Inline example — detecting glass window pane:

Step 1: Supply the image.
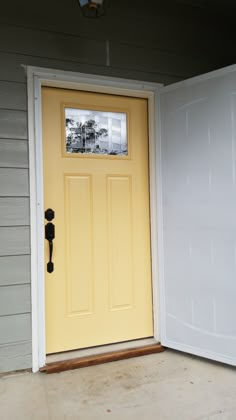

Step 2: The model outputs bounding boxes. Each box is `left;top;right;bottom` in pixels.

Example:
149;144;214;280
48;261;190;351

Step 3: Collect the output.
65;108;128;156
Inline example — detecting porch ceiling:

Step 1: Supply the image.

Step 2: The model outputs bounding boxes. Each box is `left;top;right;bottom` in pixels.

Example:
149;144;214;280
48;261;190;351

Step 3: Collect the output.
1;0;236;18
176;0;236;14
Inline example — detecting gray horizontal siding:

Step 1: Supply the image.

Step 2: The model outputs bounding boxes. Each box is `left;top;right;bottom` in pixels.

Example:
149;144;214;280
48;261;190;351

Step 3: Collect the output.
0;42;30;376
0;255;30;286
0;226;30;256
0;81;27;111
0;51;183;86
0;284;31;316
0;50;114;83
0;313;31;345
0;139;28;168
0;197;29;226
0;341;31;372
0;24;222;83
0;24;186;77
0;168;29;196
111;42;220;79
0;109;27;139
109;66;182;85
0;5;233;58
0;52;27;83
0;24;106;66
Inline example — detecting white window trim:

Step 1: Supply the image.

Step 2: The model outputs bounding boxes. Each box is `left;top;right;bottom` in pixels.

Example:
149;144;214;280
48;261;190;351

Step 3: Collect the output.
27;66;163;372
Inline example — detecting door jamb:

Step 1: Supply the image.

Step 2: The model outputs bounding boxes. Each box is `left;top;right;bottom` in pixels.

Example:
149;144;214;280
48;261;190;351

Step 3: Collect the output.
27;66;163;372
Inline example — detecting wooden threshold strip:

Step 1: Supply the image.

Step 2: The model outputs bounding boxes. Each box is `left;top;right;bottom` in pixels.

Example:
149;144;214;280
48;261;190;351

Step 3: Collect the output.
40;343;165;374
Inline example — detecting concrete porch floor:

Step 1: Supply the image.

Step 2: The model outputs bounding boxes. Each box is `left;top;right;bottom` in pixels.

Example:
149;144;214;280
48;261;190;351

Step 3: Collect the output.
1;349;236;420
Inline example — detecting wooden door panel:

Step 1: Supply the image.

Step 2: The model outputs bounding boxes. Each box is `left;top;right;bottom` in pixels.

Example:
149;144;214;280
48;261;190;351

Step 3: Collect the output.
42;87;153;353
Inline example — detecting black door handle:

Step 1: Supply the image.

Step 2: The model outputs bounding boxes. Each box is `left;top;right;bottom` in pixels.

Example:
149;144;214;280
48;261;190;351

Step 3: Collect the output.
45;222;55;273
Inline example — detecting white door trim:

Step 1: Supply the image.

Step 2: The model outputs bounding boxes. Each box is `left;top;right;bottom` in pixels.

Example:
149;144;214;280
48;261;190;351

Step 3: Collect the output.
27;66;163;372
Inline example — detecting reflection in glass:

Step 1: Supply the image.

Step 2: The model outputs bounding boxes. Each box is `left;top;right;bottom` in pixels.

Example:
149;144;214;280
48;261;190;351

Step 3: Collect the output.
65;108;127;155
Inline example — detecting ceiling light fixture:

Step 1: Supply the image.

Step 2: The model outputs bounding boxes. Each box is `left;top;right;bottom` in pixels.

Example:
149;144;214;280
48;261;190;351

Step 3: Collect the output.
77;0;107;18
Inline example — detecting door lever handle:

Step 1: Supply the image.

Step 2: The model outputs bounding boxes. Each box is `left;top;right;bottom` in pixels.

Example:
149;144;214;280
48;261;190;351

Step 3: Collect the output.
45;222;55;273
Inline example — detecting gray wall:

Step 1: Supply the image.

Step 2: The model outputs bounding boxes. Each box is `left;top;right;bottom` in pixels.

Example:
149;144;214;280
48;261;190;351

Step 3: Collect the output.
0;0;235;373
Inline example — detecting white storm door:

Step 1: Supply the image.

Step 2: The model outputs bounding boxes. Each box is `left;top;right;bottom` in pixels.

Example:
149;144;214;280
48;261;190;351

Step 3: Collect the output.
159;66;236;365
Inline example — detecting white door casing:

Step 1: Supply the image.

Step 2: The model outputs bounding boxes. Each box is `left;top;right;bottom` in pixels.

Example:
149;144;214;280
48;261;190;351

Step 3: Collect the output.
160;64;236;366
27;67;162;372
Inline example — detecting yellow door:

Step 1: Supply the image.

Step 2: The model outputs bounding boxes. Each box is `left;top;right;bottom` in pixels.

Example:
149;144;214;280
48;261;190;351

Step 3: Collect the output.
42;87;153;354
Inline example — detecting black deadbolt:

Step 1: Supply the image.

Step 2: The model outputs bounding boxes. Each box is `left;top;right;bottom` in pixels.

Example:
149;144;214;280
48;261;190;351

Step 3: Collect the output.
45;208;55;221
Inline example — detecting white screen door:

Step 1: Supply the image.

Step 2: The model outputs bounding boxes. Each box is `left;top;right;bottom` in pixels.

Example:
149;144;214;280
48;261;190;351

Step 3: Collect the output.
159;65;236;365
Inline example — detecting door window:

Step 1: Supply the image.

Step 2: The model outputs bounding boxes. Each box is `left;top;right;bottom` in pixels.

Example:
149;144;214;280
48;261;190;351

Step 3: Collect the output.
65;107;128;156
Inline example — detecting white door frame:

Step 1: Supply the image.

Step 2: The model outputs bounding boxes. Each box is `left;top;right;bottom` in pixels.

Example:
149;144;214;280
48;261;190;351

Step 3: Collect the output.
27;66;163;372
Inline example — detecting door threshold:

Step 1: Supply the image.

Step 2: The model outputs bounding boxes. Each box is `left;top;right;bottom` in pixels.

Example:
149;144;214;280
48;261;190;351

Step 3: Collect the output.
41;338;165;374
